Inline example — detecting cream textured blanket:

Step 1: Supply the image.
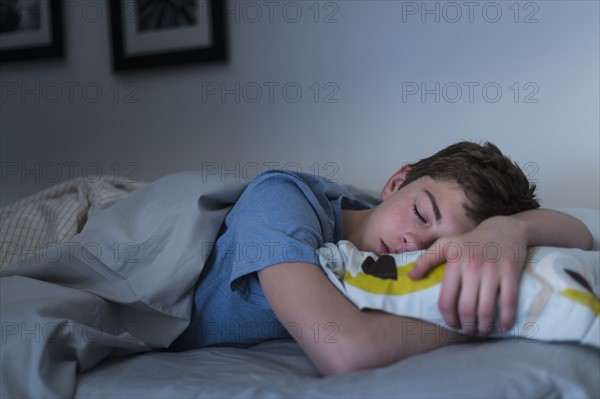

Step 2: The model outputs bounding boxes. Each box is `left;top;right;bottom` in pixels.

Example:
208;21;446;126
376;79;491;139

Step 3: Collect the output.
0;177;145;267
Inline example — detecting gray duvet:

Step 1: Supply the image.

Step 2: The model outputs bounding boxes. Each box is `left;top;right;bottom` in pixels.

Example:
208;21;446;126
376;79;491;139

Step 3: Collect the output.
1;172;599;398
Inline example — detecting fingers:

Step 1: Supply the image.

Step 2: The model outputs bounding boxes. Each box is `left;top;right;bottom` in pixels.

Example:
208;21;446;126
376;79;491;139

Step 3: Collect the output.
437;262;461;331
439;262;486;336
456;264;481;336
476;266;500;336
410;241;445;279
440;263;519;336
413;239;521;336
499;267;518;332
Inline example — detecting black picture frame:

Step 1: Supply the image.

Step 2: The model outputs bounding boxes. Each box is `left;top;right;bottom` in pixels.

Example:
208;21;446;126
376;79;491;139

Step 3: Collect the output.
0;0;64;62
109;0;227;71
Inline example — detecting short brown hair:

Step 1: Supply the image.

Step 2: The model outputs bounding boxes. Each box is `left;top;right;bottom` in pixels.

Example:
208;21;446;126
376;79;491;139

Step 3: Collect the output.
399;141;540;224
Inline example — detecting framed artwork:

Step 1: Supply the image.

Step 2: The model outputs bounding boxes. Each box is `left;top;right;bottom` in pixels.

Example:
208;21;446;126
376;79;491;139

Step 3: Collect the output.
109;0;227;71
0;0;64;62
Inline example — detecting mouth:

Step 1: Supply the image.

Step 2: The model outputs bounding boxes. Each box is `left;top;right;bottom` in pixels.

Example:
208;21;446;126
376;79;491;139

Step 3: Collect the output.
380;241;392;255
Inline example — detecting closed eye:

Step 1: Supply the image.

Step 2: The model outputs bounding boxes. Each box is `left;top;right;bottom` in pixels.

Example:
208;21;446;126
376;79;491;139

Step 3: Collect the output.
413;203;426;224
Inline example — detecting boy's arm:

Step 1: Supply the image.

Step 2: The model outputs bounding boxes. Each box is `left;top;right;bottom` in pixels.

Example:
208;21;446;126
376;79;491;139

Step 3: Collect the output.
506;208;594;249
409;209;594;336
258;262;470;376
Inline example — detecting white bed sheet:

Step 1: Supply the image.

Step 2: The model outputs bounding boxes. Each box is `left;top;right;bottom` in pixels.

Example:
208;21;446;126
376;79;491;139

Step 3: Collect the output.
76;339;599;398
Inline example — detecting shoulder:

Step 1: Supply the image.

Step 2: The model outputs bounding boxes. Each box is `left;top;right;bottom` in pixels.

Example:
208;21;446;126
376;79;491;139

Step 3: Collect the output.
228;170;321;224
246;169;334;194
225;170;344;244
243;170;313;198
237;170;339;212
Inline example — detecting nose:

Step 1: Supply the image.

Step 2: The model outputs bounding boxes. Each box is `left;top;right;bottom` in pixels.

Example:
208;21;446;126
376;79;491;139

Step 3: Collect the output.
400;233;421;252
401;231;436;251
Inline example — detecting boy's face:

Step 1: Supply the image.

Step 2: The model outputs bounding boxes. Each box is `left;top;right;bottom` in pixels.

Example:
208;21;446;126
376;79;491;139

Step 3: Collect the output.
358;171;477;255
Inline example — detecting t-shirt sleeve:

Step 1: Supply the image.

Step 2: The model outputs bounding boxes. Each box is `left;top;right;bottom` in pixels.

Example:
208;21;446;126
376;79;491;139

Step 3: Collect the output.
225;172;331;302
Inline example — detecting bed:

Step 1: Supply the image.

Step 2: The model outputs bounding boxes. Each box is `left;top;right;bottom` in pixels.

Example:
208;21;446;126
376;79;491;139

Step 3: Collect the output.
1;172;599;398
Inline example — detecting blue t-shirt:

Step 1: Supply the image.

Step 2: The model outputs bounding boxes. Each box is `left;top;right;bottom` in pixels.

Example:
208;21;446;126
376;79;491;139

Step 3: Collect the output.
172;170;375;349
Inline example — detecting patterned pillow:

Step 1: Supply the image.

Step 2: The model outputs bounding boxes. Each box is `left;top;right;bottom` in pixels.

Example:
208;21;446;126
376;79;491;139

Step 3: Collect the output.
318;240;599;347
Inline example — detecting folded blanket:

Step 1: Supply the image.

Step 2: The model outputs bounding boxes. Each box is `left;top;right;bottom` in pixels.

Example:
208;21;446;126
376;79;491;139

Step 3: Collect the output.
318;240;600;348
0;176;145;268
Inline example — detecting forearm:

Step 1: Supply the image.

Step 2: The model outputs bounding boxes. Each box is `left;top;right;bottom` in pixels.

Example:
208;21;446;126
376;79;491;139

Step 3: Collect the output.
508;208;593;250
259;262;468;376
290;308;467;376
341;311;470;373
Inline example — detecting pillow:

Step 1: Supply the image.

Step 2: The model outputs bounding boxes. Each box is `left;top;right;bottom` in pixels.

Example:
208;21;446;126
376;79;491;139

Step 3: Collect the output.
318;240;599;348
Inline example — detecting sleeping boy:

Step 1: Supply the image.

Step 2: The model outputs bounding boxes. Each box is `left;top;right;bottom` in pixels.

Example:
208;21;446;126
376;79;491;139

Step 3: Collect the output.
173;141;593;375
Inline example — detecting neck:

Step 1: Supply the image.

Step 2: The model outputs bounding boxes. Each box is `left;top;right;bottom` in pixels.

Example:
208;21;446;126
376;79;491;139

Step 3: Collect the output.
341;208;371;247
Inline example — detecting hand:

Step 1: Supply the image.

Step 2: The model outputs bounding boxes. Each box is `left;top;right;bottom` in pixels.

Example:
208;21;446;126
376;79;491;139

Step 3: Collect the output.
408;215;529;336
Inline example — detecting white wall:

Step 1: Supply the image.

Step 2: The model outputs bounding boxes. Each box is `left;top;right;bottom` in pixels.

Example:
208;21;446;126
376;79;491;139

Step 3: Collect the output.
1;0;599;209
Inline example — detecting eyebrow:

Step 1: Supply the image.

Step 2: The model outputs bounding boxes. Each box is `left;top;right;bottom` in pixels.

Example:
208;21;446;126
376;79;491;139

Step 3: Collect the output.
424;189;441;222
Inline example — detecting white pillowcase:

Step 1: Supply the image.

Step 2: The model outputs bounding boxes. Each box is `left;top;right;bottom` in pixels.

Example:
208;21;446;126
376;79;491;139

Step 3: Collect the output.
318;208;600;348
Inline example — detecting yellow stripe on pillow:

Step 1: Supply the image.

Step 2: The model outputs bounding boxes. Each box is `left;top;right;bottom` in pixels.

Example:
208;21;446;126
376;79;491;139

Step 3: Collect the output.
344;262;445;295
561;289;600;316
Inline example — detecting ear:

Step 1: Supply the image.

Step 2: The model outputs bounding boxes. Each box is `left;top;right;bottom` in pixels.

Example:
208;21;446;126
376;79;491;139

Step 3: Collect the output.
380;164;412;201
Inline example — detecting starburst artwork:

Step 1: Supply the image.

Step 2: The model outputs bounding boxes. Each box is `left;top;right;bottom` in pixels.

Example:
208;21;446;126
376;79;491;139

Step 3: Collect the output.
136;0;198;32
